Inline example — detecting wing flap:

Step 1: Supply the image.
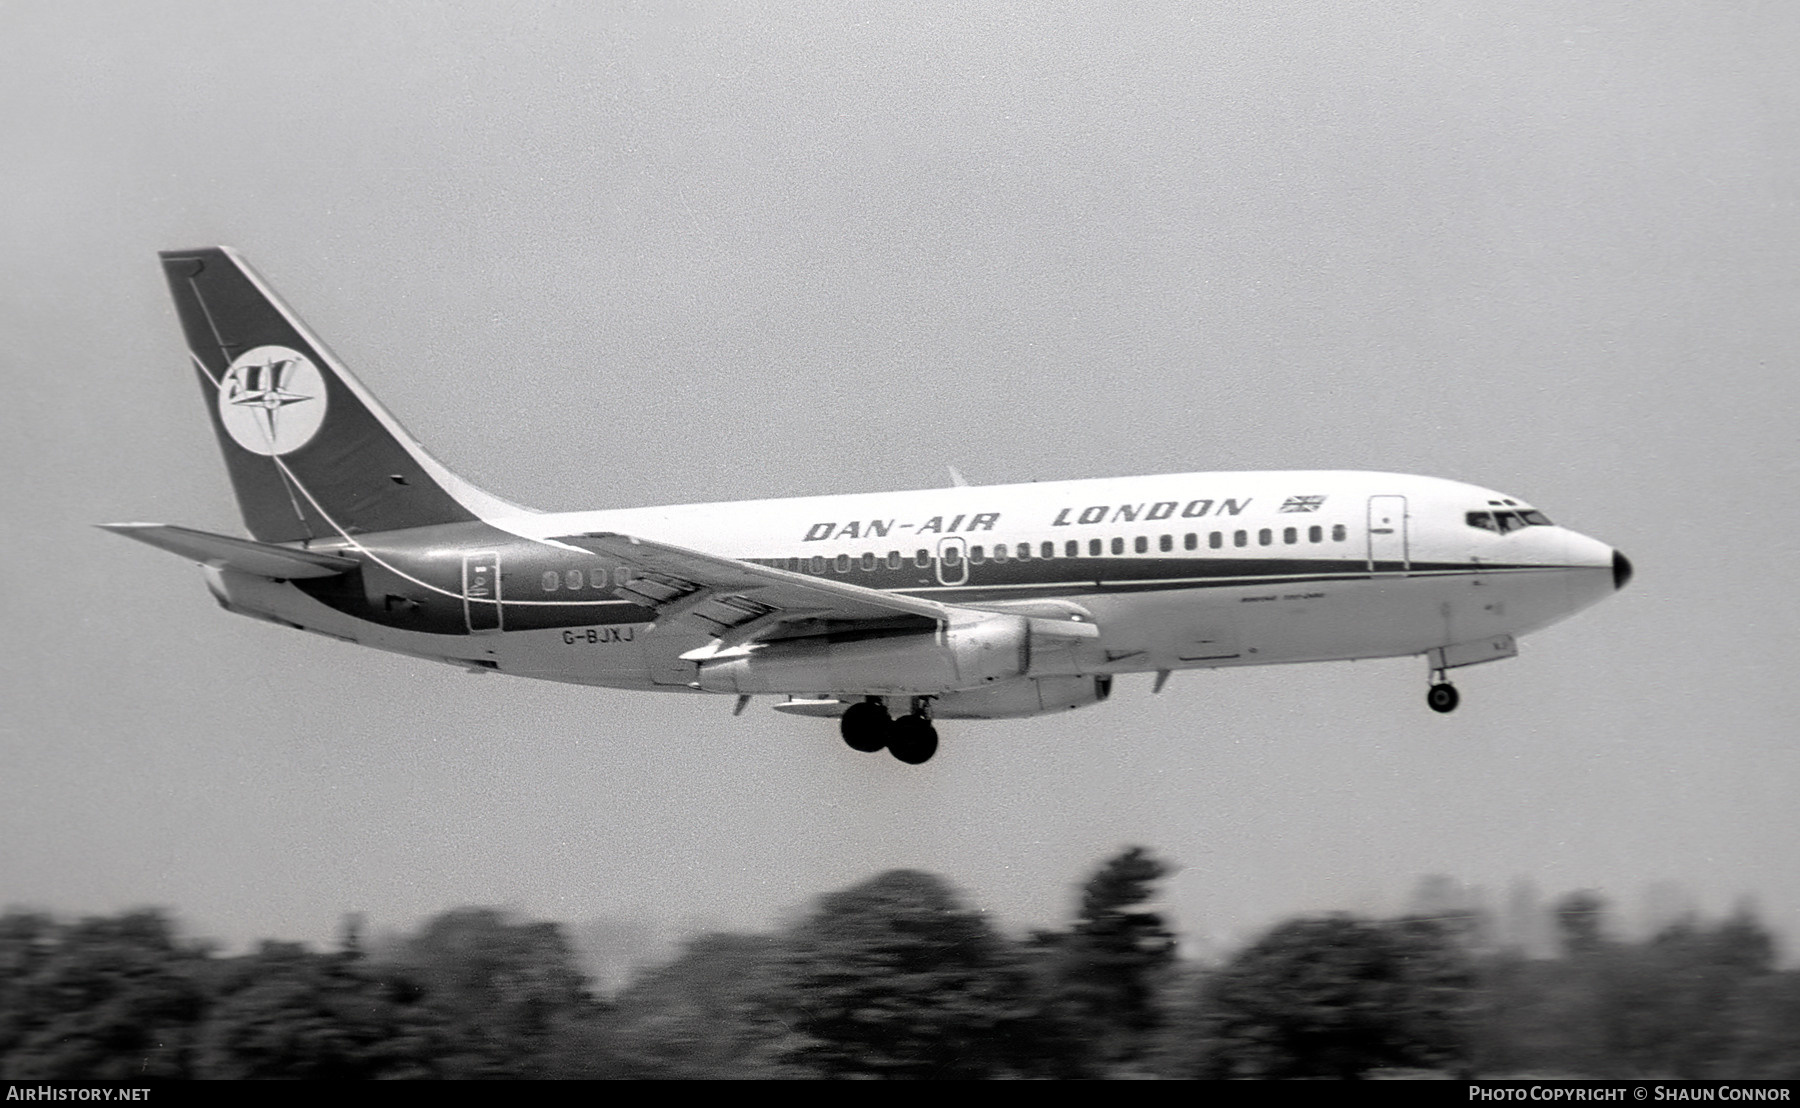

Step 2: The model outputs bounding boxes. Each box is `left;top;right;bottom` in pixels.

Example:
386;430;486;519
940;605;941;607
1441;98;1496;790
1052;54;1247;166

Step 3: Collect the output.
100;523;359;579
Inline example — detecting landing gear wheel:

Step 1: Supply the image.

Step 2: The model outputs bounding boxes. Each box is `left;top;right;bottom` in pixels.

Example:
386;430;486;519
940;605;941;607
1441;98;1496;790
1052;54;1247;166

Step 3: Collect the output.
1427;683;1460;714
887;714;939;765
840;700;891;753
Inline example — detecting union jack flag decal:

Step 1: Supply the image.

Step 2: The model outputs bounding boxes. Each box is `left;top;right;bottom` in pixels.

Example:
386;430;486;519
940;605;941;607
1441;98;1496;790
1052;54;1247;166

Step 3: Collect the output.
1280;495;1326;513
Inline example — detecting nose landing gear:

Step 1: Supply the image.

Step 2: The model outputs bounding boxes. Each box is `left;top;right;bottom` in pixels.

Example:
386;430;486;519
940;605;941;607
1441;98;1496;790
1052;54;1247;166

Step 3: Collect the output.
1427;682;1460;714
1426;661;1460;714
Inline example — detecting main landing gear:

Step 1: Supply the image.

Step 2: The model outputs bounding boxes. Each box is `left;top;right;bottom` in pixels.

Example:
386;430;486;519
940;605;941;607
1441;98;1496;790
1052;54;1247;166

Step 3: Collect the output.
1426;664;1460;714
840;697;939;764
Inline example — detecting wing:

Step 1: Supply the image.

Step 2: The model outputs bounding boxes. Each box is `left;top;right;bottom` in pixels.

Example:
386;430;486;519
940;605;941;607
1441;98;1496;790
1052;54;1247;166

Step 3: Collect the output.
551;531;1097;655
552;531;944;651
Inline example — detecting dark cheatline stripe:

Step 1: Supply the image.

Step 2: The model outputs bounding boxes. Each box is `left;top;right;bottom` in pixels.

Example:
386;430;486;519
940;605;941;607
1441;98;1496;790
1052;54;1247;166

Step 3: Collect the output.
752;553;1584;596
914;565;1580;603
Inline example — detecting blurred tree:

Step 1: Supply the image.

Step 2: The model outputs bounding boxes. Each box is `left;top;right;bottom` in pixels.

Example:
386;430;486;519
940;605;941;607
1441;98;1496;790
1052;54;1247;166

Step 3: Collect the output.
1610;906;1780;1078
608;932;783;1079
1474;900;1785;1078
1038;846;1176;1072
1725;971;1800;1078
760;869;1077;1079
194;941;449;1079
1182;914;1475;1079
0;912;57;1067
1554;890;1610;959
382;908;604;1078
0;910;209;1079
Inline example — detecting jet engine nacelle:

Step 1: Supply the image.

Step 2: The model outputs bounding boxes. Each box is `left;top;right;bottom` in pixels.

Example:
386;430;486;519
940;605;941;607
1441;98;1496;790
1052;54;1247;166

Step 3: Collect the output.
930;675;1113;720
695;614;1031;696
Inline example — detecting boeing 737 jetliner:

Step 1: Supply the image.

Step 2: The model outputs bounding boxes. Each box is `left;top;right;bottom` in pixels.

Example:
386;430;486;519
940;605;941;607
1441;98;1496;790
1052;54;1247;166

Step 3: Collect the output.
108;248;1632;765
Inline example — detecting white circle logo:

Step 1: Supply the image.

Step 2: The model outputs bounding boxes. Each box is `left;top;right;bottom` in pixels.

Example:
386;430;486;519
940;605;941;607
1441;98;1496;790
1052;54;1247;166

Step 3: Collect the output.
217;346;328;456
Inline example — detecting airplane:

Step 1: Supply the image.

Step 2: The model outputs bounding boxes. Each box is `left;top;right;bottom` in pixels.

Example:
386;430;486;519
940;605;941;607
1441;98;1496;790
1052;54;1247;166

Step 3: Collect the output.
107;247;1633;765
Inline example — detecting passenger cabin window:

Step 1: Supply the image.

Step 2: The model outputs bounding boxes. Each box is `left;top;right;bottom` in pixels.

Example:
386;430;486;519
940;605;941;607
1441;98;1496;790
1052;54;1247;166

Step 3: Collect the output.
1159;534;1173;552
1332;524;1347;542
1184;533;1197;551
860;552;875;571
1111;537;1124;555
1089;539;1102;557
887;551;902;569
542;571;560;591
1041;541;1055;559
1134;536;1148;554
915;549;931;567
1258;529;1272;546
835;554;850;572
1309;525;1322;543
1283;527;1296;545
1210;532;1222;549
970;546;985;563
1068;540;1081;558
1018;543;1032;560
991;544;1007;563
1234;530;1247;548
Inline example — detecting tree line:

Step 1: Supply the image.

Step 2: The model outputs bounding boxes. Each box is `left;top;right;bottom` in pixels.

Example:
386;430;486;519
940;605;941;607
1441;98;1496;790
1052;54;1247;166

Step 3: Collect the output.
2;850;1795;1079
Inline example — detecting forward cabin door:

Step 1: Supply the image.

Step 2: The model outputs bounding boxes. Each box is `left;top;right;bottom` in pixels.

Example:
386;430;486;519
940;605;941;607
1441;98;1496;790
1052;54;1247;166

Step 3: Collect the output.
1366;496;1410;574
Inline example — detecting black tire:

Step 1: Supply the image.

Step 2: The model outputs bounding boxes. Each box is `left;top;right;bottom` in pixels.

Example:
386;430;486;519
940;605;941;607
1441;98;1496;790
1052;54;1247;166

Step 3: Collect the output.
887;715;939;765
840;701;891;753
1427;683;1460;714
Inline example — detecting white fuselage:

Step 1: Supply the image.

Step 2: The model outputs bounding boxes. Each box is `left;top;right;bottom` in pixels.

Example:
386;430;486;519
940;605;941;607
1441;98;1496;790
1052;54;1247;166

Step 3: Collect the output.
208;469;1621;707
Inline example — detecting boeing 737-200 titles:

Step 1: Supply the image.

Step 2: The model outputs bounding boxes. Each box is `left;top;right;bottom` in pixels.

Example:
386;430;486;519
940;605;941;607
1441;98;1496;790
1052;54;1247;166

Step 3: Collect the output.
108;248;1633;765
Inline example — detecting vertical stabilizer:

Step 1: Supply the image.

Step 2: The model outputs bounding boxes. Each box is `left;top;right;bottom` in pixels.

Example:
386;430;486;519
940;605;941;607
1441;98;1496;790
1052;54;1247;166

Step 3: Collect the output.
159;247;521;543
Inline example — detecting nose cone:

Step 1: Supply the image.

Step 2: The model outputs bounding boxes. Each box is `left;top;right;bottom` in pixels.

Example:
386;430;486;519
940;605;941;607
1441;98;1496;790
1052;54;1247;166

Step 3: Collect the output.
1613;549;1634;591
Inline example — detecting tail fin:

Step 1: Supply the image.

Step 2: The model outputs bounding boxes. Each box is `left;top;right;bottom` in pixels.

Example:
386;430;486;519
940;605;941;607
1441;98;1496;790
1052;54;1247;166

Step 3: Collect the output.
159;247;521;543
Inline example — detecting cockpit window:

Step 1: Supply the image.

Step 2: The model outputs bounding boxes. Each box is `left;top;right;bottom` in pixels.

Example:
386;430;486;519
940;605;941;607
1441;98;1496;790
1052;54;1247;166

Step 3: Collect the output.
1467;509;1554;534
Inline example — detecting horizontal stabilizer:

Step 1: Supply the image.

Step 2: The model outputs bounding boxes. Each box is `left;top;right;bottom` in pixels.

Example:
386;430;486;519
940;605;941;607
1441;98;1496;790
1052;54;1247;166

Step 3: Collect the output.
99;523;358;579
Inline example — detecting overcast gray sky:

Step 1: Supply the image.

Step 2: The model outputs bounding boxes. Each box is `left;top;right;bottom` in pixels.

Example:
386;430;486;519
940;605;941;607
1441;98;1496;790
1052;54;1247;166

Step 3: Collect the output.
3;1;1797;963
